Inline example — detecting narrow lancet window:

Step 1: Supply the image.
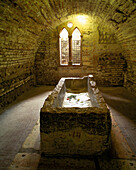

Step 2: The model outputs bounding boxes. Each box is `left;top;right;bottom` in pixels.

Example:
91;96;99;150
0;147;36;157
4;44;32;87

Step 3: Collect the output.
59;28;69;65
72;28;81;65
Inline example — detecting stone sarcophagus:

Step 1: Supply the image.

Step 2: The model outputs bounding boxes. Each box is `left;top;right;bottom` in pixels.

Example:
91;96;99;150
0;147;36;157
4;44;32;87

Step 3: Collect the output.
40;75;111;156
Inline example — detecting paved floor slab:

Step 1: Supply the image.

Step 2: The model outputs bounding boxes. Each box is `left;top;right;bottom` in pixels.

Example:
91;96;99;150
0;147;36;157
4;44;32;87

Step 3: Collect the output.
1;86;136;169
99;87;136;156
0;86;54;169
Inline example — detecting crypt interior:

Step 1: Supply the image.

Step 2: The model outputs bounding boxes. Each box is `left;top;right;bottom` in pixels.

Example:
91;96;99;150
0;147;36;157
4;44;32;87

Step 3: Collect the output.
0;0;136;169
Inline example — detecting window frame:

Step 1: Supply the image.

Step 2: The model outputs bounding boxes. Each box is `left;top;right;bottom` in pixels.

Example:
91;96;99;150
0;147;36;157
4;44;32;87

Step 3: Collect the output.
59;28;69;66
59;27;82;67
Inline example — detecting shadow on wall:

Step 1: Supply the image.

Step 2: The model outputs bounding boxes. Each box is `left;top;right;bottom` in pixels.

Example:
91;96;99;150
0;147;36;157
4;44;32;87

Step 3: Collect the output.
99;87;136;122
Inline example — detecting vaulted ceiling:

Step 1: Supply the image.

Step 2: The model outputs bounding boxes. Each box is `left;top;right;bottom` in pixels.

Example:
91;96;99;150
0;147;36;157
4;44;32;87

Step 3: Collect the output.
0;0;136;84
1;0;136;44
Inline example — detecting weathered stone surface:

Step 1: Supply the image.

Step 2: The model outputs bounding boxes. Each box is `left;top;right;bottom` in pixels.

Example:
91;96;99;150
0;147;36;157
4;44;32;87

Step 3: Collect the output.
40;76;111;156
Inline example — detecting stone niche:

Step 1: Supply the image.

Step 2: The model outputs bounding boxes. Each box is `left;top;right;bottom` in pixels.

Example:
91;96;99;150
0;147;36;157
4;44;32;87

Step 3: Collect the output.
35;20;126;87
40;75;111;156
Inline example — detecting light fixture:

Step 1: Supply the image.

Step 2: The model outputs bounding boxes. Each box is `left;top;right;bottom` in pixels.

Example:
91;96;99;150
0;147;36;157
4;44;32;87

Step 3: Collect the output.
67;22;73;28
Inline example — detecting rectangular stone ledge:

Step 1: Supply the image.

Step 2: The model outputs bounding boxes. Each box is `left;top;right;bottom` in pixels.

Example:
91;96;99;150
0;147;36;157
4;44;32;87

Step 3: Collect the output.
41;107;110;115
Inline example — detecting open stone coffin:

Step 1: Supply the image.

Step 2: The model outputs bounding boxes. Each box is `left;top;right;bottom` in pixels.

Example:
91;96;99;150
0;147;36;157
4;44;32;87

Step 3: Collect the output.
40;75;111;156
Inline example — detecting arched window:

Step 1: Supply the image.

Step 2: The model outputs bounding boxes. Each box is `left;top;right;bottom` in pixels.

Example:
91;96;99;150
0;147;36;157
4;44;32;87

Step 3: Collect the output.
72;28;81;65
59;28;69;65
59;27;81;66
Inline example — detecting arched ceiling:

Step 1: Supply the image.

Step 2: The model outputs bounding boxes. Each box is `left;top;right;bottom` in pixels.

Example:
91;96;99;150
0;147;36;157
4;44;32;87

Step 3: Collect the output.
1;0;136;36
1;0;136;59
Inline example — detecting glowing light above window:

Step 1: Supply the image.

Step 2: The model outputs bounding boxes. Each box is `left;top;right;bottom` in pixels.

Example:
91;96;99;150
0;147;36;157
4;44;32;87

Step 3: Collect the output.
76;15;87;24
67;22;73;28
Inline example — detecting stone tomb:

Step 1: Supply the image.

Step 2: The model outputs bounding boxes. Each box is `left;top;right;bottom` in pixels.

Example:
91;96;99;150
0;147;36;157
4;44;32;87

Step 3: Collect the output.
40;75;111;156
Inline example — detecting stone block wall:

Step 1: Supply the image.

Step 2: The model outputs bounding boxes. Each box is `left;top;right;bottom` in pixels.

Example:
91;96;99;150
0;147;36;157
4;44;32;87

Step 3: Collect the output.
0;1;45;111
115;10;136;95
0;45;34;111
95;53;126;86
106;0;136;95
35;31;59;85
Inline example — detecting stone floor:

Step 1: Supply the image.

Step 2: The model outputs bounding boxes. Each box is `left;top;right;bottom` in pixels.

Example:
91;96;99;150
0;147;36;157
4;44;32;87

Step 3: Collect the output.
0;86;54;170
99;87;136;156
0;86;136;169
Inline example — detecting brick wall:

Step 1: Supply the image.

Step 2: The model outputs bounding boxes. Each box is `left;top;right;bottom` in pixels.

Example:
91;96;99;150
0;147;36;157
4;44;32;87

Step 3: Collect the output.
0;1;44;111
116;9;136;95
